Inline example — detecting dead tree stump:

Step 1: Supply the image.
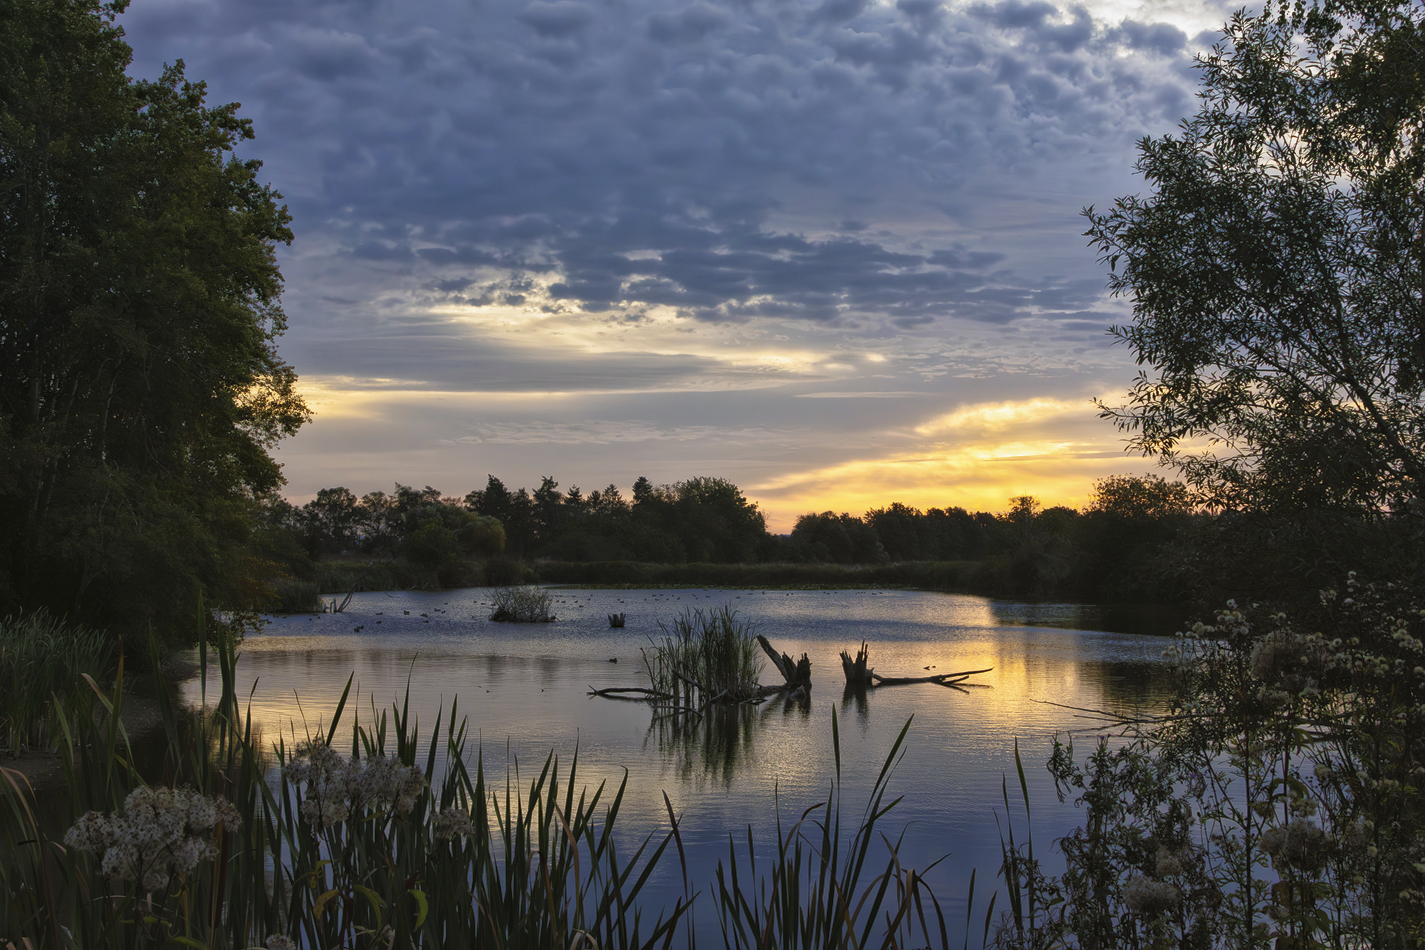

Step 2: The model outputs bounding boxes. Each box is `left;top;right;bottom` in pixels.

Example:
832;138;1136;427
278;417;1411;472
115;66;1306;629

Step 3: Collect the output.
757;634;812;690
840;641;874;686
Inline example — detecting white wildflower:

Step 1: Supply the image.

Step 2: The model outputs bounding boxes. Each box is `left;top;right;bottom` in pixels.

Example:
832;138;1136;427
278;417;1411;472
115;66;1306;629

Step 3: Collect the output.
284;740;425;830
1124;876;1180;916
433;807;475;840
64;786;239;890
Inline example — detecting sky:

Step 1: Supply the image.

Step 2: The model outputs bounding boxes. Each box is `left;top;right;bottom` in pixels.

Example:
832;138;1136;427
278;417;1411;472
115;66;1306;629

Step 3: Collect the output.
120;0;1236;531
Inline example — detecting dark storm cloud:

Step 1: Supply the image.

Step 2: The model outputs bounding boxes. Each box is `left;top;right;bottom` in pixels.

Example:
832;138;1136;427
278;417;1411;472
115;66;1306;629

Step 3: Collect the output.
119;0;1202;331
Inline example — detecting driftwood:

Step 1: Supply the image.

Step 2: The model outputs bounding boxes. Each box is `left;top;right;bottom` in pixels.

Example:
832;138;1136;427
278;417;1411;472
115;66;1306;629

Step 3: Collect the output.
757;635;812;689
869;668;992;687
839;642;990;689
591;636;811;710
587;686;672;700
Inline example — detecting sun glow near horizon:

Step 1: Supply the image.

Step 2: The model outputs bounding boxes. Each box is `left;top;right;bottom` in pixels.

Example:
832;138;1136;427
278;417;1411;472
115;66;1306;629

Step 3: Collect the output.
279;382;1163;534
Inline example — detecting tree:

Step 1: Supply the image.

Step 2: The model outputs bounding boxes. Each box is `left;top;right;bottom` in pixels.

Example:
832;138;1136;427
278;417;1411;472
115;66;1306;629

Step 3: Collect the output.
1088;474;1193;523
790;512;884;564
0;0;307;643
670;477;768;563
1086;0;1425;516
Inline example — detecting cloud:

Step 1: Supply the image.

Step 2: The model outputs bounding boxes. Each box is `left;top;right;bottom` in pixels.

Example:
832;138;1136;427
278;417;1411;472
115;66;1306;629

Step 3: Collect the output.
519;1;595;38
121;0;1205;337
113;0;1221;515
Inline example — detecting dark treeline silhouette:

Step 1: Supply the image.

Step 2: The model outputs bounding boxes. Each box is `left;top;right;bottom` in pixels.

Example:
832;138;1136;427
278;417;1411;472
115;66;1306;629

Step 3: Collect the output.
255;472;1212;602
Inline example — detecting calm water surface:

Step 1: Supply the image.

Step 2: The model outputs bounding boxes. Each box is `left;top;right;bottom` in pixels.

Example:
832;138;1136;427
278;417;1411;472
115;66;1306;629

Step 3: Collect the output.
183;588;1178;940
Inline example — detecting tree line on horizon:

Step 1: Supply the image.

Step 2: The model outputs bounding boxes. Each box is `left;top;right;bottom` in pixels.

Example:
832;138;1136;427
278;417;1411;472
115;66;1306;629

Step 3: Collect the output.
255;471;1211;602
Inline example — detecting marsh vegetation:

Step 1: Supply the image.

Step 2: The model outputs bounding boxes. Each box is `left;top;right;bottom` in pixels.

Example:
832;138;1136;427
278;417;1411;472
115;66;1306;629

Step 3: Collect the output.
488;585;555;622
641;606;763;704
0;631;958;949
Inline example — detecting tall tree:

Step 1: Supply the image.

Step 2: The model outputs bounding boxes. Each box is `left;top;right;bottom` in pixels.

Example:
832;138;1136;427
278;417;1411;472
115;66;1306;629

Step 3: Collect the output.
1086;0;1425;516
0;0;307;642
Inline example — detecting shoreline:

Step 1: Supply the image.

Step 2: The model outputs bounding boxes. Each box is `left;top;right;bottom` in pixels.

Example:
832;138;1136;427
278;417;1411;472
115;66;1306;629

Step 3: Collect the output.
1;657;200;795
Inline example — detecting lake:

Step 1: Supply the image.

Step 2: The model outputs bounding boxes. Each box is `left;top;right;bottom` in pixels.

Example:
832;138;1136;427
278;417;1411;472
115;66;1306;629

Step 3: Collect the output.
181;587;1180;942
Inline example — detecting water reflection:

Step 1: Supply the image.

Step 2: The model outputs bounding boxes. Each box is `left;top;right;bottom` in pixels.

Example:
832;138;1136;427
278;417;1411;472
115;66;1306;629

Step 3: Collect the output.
988;600;1190;636
647;692;813;785
181;586;1173;943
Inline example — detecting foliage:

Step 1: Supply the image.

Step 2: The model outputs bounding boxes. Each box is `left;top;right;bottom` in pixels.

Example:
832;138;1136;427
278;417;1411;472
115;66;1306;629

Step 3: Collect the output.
0;631;961;949
1000;575;1425;950
1074;475;1197;602
1085;0;1425;517
642;606;762;705
267;579;322;614
269;473;1207;601
788;512;884;564
714;715;953;950
0;0;308;646
488;585;555;622
0;609;111;754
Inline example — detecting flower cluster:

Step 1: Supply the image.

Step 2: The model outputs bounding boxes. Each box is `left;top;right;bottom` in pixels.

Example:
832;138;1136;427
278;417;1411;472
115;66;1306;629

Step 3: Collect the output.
1260;818;1332;873
1124;875;1182;916
432;806;475;840
284;740;424;830
64;785;240;890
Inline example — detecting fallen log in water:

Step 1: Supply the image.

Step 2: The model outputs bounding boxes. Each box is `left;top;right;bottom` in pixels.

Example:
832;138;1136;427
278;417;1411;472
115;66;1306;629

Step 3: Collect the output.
586;686;674;700
839;642;990;688
869;668;992;687
591;635;811;709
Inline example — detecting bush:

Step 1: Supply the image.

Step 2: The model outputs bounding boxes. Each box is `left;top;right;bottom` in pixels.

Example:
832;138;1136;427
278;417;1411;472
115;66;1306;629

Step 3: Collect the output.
268;579;321;614
0;609;112;754
1002;575;1425;950
488;586;554;622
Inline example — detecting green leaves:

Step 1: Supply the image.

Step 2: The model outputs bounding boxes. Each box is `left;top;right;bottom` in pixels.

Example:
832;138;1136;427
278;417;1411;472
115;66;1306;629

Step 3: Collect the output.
1086;1;1425;519
0;0;308;646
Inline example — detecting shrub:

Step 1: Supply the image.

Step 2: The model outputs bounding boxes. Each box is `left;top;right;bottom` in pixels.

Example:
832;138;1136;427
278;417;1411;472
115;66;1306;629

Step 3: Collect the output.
488;585;554;622
1001;575;1425;950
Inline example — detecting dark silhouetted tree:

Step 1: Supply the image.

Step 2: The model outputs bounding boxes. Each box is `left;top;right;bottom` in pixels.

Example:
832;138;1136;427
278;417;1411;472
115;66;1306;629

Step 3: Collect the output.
0;0;308;643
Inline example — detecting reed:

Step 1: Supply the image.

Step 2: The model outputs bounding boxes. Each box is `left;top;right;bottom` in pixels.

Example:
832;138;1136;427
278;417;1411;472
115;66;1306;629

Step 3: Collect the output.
642;606;761;705
268;578;322;613
0;609;112;755
0;626;966;950
713;715;952;949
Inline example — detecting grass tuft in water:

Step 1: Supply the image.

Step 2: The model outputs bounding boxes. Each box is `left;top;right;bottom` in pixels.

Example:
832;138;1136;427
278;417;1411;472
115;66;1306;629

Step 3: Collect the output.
642;606;762;706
